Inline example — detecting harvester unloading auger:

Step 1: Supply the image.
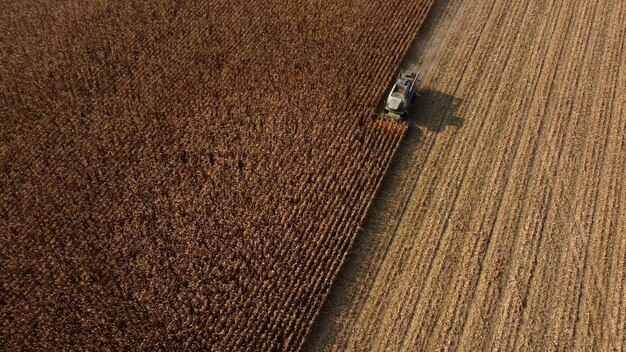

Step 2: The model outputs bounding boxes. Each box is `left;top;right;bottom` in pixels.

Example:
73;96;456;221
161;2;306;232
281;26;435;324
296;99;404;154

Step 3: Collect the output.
382;70;420;120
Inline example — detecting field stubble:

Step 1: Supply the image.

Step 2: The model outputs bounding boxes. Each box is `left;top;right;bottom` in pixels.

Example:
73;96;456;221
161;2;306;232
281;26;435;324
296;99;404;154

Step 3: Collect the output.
307;0;626;350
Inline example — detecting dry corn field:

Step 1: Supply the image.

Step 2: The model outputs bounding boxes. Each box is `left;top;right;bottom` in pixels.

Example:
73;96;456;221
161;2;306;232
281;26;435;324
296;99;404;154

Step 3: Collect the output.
308;0;626;350
2;0;625;351
0;0;435;350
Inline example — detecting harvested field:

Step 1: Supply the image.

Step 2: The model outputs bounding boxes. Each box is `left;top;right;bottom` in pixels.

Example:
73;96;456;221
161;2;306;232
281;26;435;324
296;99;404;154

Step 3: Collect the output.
307;0;626;350
1;0;435;350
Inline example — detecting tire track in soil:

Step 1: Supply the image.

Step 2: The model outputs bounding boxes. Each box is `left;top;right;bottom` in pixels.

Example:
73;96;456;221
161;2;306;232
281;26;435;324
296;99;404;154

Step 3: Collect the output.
568;2;625;349
478;0;576;346
511;1;601;349
352;0;513;349
500;0;587;350
454;0;566;348
574;5;626;350
425;0;562;349
396;0;536;349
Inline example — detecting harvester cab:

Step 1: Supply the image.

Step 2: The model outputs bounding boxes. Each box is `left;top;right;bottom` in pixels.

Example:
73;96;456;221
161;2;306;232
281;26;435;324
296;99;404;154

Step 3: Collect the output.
383;71;420;120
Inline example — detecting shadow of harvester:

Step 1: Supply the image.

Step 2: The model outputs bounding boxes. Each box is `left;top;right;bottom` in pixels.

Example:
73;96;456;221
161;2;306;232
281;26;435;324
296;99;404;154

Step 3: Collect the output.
407;89;464;133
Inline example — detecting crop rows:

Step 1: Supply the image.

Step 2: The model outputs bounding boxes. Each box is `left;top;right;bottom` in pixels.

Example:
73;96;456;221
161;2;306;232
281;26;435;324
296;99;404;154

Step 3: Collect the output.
308;0;626;350
1;0;433;350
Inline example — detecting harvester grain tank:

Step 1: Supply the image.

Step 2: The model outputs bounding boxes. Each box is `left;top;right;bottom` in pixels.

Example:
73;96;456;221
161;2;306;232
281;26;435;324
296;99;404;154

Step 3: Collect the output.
384;71;420;120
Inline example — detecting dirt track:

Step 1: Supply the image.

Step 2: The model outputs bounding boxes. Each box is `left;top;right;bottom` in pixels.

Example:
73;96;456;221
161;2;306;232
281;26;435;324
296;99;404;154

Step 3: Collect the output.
306;0;626;350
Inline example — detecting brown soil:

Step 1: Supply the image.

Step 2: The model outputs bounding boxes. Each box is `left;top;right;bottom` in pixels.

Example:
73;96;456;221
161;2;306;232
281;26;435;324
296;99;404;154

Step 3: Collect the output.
0;1;435;350
306;0;626;350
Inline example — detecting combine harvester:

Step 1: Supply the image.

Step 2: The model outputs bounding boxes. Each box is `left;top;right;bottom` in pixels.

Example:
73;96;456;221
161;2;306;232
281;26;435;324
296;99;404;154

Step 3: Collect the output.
382;71;420;120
